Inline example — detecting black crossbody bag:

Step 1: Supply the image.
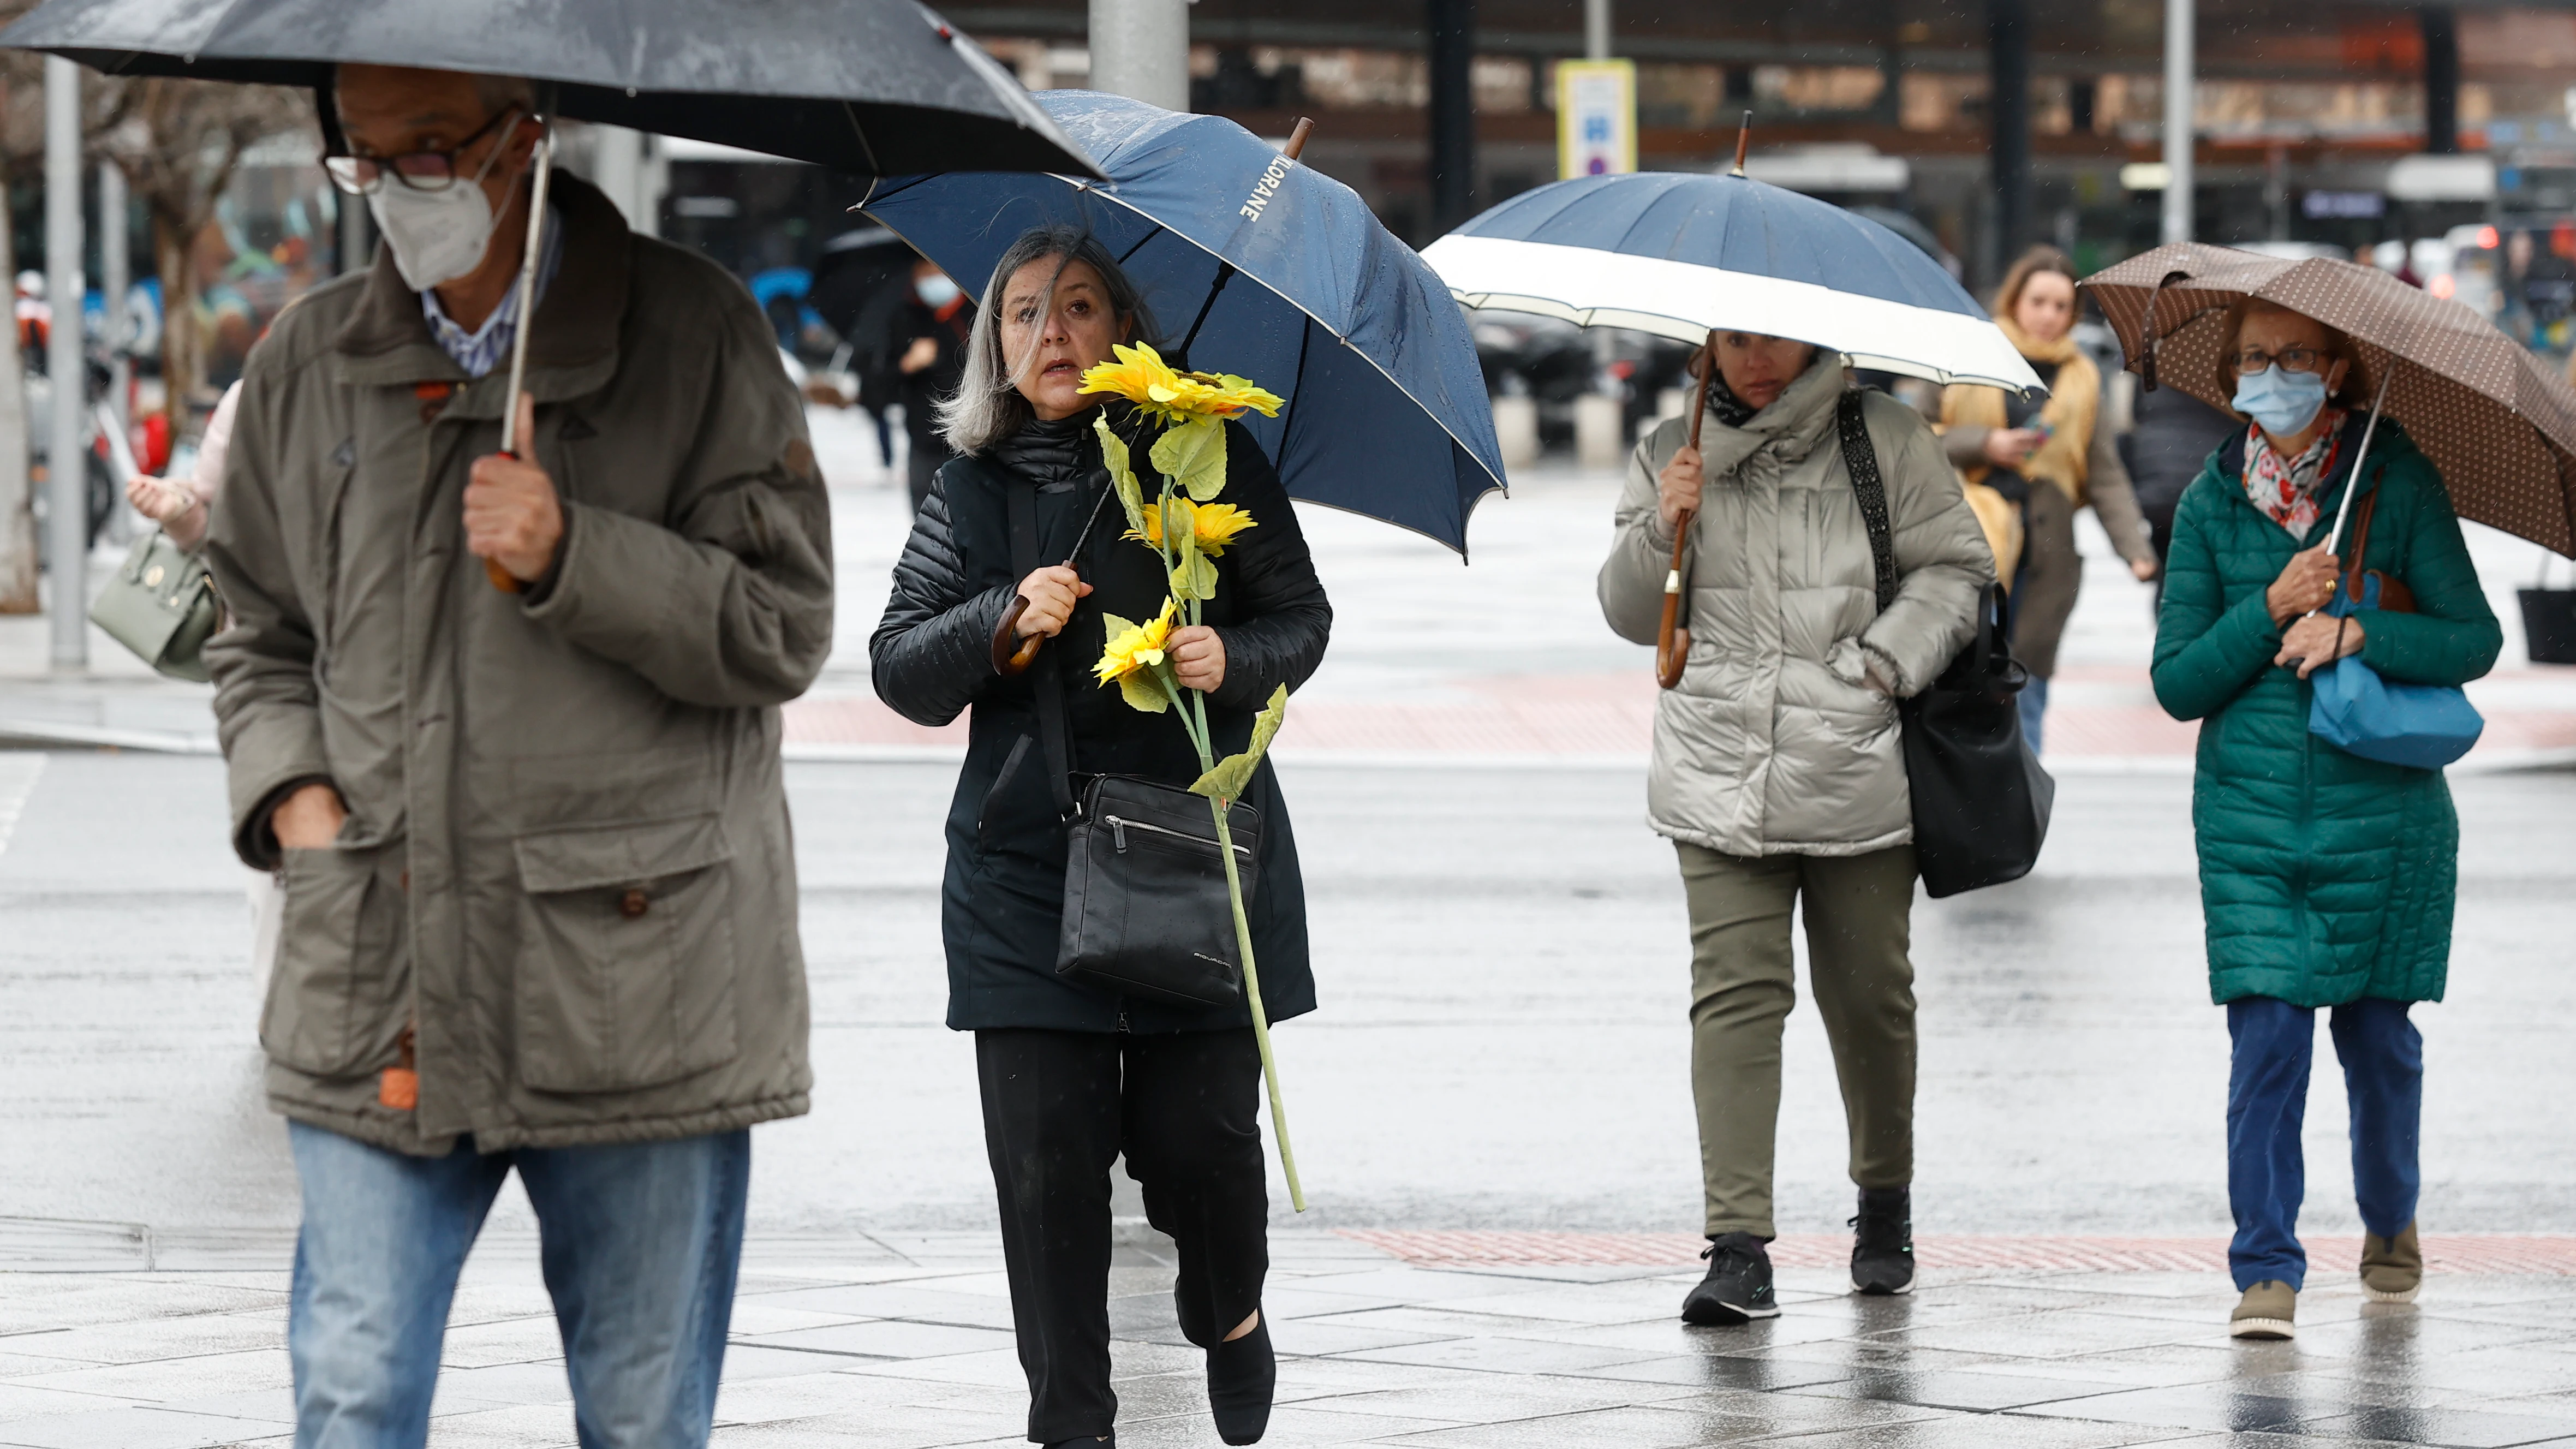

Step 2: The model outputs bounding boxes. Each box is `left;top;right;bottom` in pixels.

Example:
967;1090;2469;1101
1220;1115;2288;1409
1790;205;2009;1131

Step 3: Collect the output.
1007;476;1259;1007
1835;391;2055;897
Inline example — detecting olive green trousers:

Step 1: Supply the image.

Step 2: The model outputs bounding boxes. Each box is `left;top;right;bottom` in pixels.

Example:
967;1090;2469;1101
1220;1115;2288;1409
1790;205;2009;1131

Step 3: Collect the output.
1678;840;1918;1239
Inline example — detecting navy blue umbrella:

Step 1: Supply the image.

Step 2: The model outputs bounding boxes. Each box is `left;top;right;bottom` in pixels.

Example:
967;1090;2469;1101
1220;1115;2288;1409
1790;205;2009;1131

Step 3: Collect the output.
861;90;1505;553
1425;171;2038;392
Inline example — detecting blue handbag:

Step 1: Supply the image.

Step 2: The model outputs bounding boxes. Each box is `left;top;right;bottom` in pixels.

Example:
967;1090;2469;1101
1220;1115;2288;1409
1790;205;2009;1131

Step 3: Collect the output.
2305;491;2483;770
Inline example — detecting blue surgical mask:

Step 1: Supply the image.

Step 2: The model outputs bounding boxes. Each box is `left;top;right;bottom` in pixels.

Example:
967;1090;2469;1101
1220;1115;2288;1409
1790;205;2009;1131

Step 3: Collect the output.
2232;364;2329;437
915;273;961;308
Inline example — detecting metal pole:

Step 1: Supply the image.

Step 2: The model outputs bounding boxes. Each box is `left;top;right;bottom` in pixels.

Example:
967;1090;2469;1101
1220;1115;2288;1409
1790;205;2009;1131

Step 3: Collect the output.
2161;0;2195;246
1088;0;1189;111
1428;0;1476;233
99;158;126;436
2421;6;2459;155
1988;0;2030;278
45;56;86;671
1584;0;1610;61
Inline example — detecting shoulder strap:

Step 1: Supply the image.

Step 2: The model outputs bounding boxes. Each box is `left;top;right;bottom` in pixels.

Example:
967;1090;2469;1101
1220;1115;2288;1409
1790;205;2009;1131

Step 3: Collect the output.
1836;391;1899;612
2340;481;2382;603
1005;476;1079;818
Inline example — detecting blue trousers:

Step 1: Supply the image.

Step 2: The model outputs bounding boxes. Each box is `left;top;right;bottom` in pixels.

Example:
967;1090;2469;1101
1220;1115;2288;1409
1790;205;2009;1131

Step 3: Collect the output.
287;1122;749;1449
2017;675;2050;755
2225;997;2422;1291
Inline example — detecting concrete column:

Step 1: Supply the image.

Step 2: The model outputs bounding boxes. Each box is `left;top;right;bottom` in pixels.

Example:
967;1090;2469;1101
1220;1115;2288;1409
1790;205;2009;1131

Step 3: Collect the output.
46;57;86;670
1987;0;2030;276
1584;0;1610;61
1088;0;1189;112
2421;6;2459;155
1428;0;1476;234
589;124;648;229
2161;0;2194;246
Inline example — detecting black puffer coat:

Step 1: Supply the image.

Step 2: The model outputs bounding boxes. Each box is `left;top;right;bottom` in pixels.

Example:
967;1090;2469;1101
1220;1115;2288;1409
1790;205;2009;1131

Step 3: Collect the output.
870;408;1331;1033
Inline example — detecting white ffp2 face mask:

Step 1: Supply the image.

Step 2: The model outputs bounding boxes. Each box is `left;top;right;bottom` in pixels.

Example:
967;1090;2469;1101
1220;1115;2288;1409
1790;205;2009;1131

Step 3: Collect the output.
365;115;522;292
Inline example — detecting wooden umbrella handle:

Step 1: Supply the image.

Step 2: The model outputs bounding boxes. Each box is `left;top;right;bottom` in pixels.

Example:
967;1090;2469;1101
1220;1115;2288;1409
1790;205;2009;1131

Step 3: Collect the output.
1655;334;1717;690
992;597;1046;676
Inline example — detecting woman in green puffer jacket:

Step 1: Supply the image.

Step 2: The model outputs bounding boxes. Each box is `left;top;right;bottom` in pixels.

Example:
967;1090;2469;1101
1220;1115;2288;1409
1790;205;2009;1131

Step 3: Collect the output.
2152;299;2501;1343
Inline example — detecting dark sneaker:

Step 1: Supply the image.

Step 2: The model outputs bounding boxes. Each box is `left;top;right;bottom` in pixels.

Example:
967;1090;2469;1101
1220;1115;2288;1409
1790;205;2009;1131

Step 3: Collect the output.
1681;1231;1780;1325
1850;1186;1915;1296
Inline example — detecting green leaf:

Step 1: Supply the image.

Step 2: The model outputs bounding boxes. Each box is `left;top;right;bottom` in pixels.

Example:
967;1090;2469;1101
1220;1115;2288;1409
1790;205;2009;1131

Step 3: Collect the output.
1095;415;1148;536
1170;550;1219;601
1117;669;1169;713
1190;685;1290;800
1150;414;1229;502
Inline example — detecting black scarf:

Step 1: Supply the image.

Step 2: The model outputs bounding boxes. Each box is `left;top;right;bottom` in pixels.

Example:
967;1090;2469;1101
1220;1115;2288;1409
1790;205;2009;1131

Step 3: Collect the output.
1703;372;1760;428
989;407;1101;492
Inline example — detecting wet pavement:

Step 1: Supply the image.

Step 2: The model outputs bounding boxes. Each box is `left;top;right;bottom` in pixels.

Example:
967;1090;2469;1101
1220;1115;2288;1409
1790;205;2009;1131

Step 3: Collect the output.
3;416;2574;1446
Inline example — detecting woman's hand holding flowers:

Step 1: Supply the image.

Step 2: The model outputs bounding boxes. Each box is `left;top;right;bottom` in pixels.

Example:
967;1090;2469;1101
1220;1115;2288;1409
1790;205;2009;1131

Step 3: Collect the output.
1168;625;1226;691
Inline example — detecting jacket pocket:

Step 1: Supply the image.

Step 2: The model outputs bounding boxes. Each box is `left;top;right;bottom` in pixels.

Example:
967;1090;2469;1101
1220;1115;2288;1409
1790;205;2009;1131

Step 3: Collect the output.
259;845;407;1078
511;813;741;1094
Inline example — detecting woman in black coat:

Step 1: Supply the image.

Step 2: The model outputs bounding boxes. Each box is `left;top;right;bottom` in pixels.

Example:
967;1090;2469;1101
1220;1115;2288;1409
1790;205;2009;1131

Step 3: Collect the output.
870;224;1331;1449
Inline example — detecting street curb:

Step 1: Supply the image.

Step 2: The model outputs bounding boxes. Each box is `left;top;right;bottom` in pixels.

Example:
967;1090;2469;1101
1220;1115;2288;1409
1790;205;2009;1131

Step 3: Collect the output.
0;718;220;755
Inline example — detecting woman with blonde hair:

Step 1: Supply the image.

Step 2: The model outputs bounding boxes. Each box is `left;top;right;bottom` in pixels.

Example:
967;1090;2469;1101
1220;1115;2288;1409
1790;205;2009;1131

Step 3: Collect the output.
1939;246;2160;748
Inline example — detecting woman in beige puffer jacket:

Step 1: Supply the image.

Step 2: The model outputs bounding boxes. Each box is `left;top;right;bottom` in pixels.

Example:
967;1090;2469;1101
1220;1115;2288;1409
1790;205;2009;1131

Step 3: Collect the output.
1598;338;1990;1328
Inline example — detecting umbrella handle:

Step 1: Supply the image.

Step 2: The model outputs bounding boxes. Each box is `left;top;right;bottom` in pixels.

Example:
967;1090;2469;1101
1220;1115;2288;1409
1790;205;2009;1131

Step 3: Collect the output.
992;597;1045;676
1656;334;1718;691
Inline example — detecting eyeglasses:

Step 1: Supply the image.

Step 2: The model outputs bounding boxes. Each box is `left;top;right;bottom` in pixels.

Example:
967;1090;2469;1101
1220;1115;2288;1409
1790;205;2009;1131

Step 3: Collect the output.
323;106;521;195
2230;345;2331;376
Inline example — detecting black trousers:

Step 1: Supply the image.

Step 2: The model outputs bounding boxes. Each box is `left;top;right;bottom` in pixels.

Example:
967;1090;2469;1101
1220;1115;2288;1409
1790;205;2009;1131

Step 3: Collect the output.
976;1027;1269;1444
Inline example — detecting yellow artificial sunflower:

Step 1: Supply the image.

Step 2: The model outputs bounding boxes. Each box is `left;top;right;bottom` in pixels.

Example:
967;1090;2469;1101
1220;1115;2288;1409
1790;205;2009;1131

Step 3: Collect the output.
1127;498;1260;556
1093;598;1181;712
1080;342;1285;422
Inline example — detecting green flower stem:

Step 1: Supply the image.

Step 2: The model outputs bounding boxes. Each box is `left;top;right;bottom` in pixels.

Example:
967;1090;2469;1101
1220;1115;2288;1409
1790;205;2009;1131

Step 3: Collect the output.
1156;672;1304;1212
1208;794;1303;1211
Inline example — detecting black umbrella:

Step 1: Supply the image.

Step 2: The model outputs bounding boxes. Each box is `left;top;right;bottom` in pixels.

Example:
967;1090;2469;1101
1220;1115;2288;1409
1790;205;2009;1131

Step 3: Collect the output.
0;0;1098;177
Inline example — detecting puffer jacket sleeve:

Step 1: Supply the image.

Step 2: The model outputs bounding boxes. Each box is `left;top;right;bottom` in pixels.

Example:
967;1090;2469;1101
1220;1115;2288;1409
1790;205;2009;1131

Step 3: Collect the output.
2152;468;2281;720
1856;392;1995;696
521;271;835;707
203;348;331;870
1598;419;1681;646
870;473;1018;728
1206;425;1332;711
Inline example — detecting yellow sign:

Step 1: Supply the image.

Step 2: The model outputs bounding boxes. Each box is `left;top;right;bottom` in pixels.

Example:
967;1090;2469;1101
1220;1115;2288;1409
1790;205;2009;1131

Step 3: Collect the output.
1557;59;1637;180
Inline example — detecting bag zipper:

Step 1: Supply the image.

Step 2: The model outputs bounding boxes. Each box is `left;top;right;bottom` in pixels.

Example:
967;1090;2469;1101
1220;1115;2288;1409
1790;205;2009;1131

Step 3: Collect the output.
1101;812;1252;858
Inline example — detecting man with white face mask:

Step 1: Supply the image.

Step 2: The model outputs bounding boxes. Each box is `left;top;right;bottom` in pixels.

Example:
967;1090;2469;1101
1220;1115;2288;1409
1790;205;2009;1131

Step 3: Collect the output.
201;63;833;1446
858;254;973;512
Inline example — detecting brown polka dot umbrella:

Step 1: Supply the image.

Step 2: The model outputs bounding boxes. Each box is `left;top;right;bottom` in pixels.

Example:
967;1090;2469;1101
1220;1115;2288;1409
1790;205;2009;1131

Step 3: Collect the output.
2083;242;2576;555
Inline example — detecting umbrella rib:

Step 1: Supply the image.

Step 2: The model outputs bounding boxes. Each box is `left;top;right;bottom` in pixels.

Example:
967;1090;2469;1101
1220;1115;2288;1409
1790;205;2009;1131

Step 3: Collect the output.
841;101;881;178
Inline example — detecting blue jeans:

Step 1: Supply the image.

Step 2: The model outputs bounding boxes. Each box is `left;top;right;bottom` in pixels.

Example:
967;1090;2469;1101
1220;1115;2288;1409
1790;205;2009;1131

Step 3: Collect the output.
2225;997;2422;1292
2017;675;2050;755
287;1122;749;1449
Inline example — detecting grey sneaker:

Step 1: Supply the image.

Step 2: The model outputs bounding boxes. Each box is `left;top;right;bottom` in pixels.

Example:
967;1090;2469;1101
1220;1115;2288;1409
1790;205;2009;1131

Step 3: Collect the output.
1681;1231;1780;1326
2230;1280;2296;1339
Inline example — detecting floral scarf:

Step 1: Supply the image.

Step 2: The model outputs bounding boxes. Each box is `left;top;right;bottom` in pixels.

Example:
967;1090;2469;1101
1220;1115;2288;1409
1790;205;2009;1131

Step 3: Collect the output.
2241;408;2346;539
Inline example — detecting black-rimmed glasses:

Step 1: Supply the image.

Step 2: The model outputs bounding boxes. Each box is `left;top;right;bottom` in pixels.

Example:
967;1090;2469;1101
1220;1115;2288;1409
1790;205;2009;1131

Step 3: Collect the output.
323;106;522;195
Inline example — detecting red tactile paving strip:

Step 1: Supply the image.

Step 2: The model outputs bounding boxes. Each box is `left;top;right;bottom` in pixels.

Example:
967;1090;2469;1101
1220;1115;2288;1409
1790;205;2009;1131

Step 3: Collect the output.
1338;1229;2576;1275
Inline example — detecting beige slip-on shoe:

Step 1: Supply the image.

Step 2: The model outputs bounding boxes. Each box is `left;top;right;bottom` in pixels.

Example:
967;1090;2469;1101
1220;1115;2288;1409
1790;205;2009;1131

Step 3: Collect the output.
2362;1221;2423;1303
2230;1280;2297;1339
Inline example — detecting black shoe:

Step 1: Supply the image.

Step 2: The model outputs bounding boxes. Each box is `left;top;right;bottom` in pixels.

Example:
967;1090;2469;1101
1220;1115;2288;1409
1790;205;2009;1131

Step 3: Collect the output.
1044;1438;1113;1448
1207;1313;1274;1445
1851;1186;1915;1296
1681;1231;1780;1325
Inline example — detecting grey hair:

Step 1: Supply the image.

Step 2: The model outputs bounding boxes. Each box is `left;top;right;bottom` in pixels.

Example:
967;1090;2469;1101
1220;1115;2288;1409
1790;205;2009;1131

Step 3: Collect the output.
472;74;539;118
937;224;1160;456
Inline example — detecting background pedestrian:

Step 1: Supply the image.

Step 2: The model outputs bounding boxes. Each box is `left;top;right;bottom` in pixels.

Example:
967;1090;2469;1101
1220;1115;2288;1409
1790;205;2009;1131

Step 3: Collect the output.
857;255;974;513
1598;333;1991;1326
870;225;1332;1449
1939;246;2160;750
2151;297;2500;1340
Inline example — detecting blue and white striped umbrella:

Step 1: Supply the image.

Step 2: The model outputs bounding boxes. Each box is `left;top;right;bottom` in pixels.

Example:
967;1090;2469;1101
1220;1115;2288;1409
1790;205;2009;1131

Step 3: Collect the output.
1423;171;2042;394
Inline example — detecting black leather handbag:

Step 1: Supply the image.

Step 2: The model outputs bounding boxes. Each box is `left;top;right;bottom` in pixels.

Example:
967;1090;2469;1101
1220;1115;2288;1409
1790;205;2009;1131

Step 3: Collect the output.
1007;475;1259;1007
1836;391;2055;898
